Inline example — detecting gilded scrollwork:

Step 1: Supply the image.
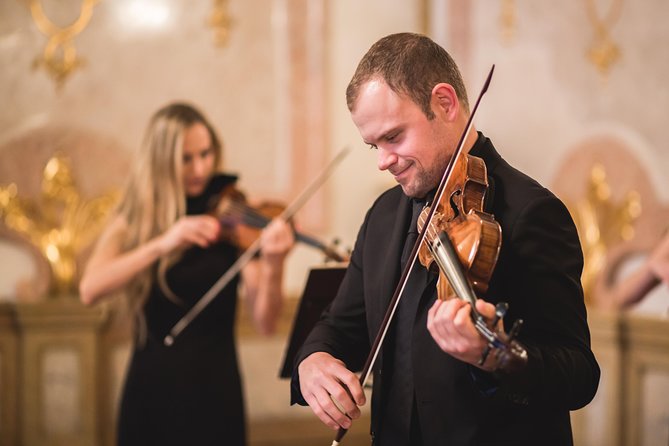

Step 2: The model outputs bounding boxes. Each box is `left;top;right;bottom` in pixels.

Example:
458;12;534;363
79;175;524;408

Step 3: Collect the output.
568;163;640;302
585;0;624;80
0;154;118;297
499;0;516;44
28;0;100;88
207;0;235;47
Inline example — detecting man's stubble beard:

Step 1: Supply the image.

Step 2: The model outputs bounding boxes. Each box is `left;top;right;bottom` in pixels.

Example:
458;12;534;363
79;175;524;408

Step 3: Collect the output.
403;148;451;199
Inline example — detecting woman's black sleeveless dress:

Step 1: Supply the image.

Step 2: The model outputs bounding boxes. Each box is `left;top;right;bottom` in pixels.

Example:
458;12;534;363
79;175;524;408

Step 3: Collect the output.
117;174;247;446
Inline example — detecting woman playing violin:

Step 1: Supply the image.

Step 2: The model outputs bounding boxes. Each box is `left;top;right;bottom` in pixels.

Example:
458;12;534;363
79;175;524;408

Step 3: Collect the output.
80;102;295;446
292;33;600;446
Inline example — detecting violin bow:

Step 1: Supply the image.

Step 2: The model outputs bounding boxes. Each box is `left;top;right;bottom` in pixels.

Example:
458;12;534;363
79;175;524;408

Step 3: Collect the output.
332;66;495;446
164;146;351;347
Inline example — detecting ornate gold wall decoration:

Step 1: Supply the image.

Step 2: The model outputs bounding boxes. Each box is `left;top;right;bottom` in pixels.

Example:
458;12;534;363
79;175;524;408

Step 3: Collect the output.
585;0;624;80
570;163;640;301
28;0;100;88
0;154;118;297
499;0;516;44
207;0;234;47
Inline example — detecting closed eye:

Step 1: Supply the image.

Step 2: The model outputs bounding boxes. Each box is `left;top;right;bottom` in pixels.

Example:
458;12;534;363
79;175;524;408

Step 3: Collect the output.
183;147;214;164
386;131;401;143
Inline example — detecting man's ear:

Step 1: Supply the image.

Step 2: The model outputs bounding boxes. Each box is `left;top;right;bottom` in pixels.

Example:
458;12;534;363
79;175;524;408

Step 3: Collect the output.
431;83;459;121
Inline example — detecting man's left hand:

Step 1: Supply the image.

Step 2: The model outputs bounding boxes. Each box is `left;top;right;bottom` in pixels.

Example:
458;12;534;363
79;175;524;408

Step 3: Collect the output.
427;298;502;371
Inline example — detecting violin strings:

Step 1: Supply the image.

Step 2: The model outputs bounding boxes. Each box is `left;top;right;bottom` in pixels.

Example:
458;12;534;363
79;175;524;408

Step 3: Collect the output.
218;200;271;228
418;210;440;243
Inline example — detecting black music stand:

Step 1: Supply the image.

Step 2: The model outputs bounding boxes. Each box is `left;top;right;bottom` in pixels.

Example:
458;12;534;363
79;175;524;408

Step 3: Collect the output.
279;265;347;378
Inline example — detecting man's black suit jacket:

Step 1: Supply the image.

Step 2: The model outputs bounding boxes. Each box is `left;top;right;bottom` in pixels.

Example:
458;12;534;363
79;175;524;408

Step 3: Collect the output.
292;134;600;445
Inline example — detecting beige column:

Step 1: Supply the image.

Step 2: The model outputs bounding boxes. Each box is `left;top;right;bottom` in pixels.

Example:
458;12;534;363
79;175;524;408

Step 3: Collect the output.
0;303;19;446
16;297;107;446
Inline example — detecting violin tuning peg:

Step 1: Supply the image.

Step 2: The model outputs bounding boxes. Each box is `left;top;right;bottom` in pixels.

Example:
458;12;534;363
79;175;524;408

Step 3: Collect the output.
491;302;508;327
507;319;523;341
495;302;508;318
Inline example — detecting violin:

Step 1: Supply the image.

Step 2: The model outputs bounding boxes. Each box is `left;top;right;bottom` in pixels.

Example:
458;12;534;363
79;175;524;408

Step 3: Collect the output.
332;66;526;445
417;152;527;371
417;153;501;297
212;184;348;262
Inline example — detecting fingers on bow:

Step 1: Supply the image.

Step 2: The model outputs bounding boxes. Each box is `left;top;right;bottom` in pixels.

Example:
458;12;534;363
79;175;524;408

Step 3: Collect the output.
305;378;363;430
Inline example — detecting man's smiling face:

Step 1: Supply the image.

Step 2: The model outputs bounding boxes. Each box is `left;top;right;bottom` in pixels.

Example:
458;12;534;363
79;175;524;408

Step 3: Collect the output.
350;78;454;198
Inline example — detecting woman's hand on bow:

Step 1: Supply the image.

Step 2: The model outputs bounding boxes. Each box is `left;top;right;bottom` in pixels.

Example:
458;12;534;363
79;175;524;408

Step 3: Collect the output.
259;218;295;263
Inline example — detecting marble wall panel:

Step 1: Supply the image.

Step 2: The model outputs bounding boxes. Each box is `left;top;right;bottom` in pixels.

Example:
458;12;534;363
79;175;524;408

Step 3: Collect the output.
462;0;669;200
41;347;81;435
641;370;669;446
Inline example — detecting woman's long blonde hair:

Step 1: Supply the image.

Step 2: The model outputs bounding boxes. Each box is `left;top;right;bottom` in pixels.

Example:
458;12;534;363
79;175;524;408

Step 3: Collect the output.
118;103;223;337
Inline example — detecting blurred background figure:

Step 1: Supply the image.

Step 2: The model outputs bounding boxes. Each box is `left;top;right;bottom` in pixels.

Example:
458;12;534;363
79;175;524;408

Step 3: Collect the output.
79;103;295;446
606;232;669;311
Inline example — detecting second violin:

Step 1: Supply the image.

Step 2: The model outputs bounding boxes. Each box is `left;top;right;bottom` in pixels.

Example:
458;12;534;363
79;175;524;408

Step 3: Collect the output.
212;183;348;262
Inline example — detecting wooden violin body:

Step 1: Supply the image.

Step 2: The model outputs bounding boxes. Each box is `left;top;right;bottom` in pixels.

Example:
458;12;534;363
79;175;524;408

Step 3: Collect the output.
418;154;501;297
212;184;348;262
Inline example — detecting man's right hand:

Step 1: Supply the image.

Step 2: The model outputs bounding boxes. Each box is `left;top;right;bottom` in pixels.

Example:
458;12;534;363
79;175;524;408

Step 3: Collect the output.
297;351;366;430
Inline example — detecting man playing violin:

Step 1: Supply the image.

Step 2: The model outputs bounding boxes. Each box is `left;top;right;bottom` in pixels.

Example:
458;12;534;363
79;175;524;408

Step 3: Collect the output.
292;33;600;445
